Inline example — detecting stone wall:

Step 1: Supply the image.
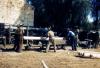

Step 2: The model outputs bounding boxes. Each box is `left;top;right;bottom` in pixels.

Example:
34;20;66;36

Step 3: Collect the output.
0;0;34;26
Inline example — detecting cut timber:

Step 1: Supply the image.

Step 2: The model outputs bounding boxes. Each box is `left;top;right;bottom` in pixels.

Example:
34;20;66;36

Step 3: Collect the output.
77;50;100;59
41;60;49;68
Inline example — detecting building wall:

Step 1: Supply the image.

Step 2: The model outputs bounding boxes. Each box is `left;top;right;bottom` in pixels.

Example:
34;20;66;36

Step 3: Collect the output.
0;0;34;26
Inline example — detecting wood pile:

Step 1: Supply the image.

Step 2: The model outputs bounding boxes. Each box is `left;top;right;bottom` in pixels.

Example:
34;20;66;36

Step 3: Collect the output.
77;50;100;59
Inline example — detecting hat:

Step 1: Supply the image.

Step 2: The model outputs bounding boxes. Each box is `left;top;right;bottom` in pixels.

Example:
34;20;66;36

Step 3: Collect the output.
17;24;23;27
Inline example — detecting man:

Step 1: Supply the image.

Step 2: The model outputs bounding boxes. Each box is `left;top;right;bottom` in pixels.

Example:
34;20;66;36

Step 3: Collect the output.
76;29;80;47
47;27;54;40
14;24;23;52
46;27;55;52
67;28;77;51
93;31;99;48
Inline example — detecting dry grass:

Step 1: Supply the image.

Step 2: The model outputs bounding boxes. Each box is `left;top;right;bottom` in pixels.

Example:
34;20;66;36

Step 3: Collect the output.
0;45;100;68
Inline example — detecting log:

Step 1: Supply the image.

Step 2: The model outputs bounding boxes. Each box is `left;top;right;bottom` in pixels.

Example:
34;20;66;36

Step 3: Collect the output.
41;60;49;68
77;50;100;59
23;36;64;40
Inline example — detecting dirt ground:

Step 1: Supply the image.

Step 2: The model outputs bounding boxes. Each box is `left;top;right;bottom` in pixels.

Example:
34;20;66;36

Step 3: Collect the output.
0;45;100;68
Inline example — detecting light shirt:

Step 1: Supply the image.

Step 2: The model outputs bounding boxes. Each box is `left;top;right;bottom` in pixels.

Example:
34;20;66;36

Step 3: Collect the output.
48;30;54;38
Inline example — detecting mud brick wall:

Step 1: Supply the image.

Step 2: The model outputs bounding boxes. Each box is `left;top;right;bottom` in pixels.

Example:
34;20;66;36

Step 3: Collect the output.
0;0;34;26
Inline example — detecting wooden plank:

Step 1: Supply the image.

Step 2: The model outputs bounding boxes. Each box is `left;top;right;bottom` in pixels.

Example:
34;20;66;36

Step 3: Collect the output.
23;36;47;40
54;39;66;45
23;36;64;40
41;60;49;68
23;36;66;52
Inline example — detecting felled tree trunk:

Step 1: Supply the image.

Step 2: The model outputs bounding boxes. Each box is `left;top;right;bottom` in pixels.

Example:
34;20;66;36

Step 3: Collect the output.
77;50;100;59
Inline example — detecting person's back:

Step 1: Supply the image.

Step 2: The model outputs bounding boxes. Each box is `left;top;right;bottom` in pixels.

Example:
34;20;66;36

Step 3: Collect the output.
67;30;76;41
67;29;77;51
48;30;54;39
47;28;55;46
45;28;55;52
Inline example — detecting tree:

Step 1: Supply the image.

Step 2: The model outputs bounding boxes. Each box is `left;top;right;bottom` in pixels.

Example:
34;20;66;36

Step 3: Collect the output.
70;0;93;29
28;0;94;31
44;0;93;30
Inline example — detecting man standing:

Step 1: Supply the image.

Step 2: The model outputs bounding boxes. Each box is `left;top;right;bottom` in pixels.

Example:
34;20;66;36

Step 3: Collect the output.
47;27;54;40
46;27;55;52
14;24;23;52
67;28;77;51
76;29;80;47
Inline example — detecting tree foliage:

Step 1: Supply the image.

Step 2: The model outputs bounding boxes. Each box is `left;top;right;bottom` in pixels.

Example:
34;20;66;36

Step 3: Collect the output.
28;0;94;31
43;0;93;30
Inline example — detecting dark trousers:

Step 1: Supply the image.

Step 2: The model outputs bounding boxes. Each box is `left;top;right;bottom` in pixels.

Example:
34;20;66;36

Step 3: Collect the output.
69;37;77;51
14;36;19;52
14;35;23;52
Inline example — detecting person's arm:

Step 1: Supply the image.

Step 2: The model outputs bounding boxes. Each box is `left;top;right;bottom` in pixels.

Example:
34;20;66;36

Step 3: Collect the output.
47;32;49;37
